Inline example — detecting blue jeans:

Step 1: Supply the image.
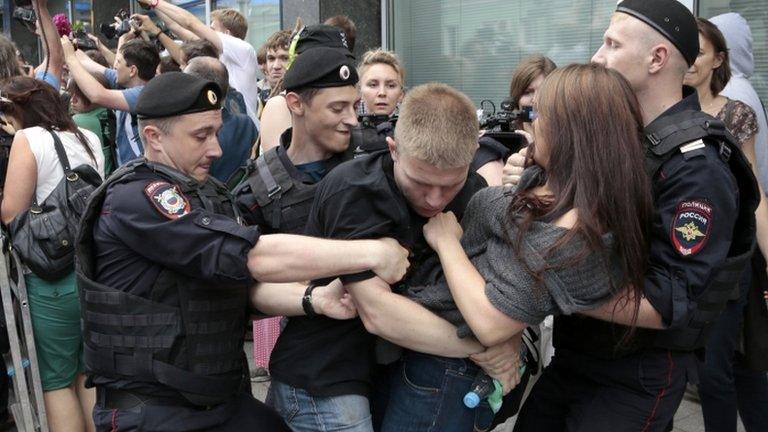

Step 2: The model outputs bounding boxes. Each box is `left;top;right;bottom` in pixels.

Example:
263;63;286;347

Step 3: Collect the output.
697;265;768;432
380;351;494;432
266;380;373;432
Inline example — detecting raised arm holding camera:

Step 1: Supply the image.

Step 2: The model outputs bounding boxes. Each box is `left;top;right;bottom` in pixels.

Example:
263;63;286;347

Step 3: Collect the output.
62;32;159;167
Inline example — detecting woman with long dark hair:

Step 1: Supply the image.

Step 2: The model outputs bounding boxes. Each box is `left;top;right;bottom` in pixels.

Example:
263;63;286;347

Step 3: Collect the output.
380;64;653;432
0;76;103;432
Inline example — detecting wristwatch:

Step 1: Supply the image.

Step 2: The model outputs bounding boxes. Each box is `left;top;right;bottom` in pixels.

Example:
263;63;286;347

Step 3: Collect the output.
302;283;319;318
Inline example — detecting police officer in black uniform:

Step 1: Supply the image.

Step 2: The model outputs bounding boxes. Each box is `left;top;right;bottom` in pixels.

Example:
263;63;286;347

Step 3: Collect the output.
512;1;759;431
76;72;410;431
234;46;359;234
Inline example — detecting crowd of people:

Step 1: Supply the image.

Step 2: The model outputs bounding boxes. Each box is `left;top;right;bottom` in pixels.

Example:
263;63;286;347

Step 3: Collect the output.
0;0;767;431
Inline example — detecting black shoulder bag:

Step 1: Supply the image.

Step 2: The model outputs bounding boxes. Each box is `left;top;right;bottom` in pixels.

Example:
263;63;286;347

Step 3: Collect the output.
8;130;102;281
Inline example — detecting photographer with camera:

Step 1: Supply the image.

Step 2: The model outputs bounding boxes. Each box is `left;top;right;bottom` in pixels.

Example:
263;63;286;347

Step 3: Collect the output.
498;55;556;186
62;30;159;167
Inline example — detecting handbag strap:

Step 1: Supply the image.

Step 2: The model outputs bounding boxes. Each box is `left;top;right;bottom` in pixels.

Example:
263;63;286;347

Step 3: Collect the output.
31;129;75;209
48;129;73;173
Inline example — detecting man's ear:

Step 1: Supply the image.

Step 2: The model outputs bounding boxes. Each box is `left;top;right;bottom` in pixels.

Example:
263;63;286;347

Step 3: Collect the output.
386;136;398;161
142;125;164;153
285;92;305;116
648;44;671;74
129;64;139;80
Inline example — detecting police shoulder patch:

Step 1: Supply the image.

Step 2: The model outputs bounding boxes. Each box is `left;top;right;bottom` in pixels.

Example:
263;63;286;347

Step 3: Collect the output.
144;181;191;220
671;199;712;256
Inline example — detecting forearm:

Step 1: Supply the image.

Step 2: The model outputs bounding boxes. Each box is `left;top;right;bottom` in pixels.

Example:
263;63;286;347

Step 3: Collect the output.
350;281;483;357
251;282;306;316
580;288;664;329
154;1;214;46
65;57;127;110
248;235;382;283
755;189;768;258
436;238;526;346
33;2;62;78
75;49;108;75
98;44;116;66
158;32;185;65
157;9;198;42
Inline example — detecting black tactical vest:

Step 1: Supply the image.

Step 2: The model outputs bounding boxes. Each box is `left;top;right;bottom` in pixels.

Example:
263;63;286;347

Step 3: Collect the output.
234;147;317;234
76;160;249;406
645;111;759;351
348;115;396;159
555;111;759;355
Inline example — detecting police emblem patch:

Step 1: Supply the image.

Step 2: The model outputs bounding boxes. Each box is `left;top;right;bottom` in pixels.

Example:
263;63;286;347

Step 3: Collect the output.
671;199;712;256
144;181;191;220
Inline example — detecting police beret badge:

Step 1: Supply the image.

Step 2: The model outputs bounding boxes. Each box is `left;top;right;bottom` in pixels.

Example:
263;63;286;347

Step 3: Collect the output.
671;199;712;256
207;90;218;105
339;65;351;81
144;181;191;220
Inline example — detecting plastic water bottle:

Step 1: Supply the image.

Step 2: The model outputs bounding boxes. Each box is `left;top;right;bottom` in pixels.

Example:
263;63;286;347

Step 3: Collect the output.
463;373;503;413
463;343;529;413
7;358;30;377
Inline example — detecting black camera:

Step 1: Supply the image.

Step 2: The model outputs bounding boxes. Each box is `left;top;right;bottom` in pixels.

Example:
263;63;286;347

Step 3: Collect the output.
73;29;97;51
479;99;536;132
358;113;396;130
12;6;36;26
99;9;134;40
478;99;535;152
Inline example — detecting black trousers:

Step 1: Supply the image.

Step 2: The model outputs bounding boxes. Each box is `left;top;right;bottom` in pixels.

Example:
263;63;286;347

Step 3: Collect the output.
514;348;690;432
93;391;290;432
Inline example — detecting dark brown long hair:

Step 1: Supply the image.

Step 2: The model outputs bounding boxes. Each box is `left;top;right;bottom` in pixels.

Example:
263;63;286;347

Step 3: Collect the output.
696;17;731;96
508;63;652;330
1;76;96;162
508;55;556;129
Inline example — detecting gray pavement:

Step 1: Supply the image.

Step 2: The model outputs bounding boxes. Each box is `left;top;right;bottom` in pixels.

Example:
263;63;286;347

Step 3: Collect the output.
245;341;748;432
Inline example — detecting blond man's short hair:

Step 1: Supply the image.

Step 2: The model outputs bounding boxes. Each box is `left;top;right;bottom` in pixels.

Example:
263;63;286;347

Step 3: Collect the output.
394;83;478;169
211;9;248;40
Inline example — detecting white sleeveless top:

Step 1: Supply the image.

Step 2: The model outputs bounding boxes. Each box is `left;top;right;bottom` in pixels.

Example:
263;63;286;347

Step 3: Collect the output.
22;126;105;203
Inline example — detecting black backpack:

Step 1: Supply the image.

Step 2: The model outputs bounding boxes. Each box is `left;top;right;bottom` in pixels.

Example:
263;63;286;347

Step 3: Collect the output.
9;129;102;281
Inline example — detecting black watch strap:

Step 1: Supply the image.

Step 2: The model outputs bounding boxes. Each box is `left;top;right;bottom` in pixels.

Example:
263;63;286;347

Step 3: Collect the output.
302;283;319;318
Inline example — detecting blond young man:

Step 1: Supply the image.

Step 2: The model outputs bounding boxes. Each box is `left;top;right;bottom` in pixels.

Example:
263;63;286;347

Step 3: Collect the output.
261;83;520;432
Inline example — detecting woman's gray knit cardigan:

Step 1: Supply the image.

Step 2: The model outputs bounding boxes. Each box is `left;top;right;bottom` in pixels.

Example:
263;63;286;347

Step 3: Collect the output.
406;168;623;338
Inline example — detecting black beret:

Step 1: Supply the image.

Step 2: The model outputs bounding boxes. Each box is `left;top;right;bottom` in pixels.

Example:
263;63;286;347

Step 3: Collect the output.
295;24;352;57
284;47;359;91
136;72;222;120
616;0;699;66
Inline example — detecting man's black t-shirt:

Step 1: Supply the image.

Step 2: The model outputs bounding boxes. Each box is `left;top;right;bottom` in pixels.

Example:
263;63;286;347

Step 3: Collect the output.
268;151;487;397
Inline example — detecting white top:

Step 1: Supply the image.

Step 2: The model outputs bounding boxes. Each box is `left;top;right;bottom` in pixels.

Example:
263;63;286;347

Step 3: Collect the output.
218;32;261;124
22;126;105;203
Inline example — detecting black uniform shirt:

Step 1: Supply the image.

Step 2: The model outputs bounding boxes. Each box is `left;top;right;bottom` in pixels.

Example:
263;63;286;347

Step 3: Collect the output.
268;151;487;397
554;87;739;355
89;164;260;393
